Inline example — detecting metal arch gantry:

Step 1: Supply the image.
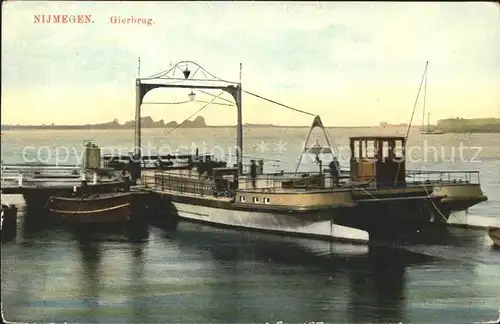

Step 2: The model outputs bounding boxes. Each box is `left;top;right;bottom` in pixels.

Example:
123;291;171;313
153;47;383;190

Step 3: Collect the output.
134;60;243;174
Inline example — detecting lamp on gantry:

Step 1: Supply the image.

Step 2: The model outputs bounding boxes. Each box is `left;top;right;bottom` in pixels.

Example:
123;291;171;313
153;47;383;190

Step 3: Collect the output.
188;90;196;102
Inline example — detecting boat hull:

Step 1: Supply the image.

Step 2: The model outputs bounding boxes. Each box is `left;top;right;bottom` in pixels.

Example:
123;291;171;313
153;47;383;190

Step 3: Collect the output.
169;200;369;242
489;228;500;247
22;181;127;215
333;194;450;241
48;193;132;224
432;183;488;212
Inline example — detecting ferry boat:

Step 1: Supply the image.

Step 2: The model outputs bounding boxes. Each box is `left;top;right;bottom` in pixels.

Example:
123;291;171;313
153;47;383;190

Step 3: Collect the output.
136;109;491;241
131;114;445;241
118;61;487;242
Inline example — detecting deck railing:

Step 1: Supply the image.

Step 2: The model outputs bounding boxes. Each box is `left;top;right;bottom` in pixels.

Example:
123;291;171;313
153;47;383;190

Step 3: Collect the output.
141;170;347;195
406;170;480;184
141;168;482;197
238;171;351;190
140;171;215;197
0;163;120;189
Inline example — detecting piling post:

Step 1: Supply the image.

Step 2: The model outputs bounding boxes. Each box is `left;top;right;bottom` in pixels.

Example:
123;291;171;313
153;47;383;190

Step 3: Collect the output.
1;204;18;242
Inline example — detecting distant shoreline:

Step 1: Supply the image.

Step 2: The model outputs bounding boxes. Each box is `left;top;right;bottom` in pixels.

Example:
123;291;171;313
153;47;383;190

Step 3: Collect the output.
2;116;499;133
0;125;383;130
2;126;499;133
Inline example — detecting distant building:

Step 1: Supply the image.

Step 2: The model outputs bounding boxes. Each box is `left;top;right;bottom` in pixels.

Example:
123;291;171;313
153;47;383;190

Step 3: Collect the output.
379;121;407;128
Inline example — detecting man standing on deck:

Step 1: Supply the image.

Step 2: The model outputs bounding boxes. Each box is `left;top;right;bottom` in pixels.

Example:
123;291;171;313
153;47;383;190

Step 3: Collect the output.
250;160;257;188
329;156;340;187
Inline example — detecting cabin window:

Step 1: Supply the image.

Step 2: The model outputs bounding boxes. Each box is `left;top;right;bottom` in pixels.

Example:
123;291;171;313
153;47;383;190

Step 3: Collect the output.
253;197;259;203
264;197;270;204
394;141;403;158
240;196;246;202
366;140;376;159
353;141;360;159
382;141;389;159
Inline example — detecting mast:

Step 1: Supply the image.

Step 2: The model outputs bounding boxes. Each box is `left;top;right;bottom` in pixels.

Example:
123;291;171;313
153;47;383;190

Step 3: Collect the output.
422;61;428;129
396;61;428;184
134;57;142;157
236;63;243;174
137;57;141;78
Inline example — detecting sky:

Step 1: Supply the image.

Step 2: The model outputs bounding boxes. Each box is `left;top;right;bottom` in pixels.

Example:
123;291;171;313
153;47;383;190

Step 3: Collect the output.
1;1;499;126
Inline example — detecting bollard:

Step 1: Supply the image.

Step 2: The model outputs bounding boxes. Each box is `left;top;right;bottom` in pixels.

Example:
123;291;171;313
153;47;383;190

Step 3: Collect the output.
123;175;131;192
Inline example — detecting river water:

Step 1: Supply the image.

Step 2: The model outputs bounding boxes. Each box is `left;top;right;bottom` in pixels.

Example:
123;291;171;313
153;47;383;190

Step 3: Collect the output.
1;127;499;323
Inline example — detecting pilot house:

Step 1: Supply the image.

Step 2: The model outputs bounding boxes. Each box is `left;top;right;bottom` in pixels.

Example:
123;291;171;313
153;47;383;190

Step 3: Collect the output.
349;136;407;188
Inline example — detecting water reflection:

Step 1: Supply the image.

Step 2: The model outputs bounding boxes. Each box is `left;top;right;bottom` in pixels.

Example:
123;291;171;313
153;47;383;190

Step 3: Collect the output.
129;243;149;324
164;222;433;322
208;241;243;322
346;246;410;322
75;236;102;322
68;228;150;323
2;218;498;323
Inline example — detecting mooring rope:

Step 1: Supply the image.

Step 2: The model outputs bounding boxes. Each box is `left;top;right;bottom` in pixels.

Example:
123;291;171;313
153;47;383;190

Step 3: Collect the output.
421;183;460;224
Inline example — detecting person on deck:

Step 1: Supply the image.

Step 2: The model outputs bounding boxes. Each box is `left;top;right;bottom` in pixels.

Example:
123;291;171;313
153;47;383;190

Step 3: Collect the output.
329;156;340;186
250;160;257;188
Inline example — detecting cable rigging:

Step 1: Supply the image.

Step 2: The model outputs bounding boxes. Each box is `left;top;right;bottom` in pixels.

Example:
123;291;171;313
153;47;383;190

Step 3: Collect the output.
164;91;225;136
243;90;316;117
394;61;429;184
164;89;319;137
143;100;232;106
404;61;428;144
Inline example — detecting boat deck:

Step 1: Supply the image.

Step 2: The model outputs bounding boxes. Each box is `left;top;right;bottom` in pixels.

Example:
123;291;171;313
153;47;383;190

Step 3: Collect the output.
0;164;124;194
51;192;133;201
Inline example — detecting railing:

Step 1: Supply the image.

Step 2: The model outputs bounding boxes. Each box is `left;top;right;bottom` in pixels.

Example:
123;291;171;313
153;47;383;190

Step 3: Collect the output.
141;169;351;195
406;170;480;185
0;163;121;188
140;171;215;197
1;166;79;187
237;171;349;190
102;153;221;170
